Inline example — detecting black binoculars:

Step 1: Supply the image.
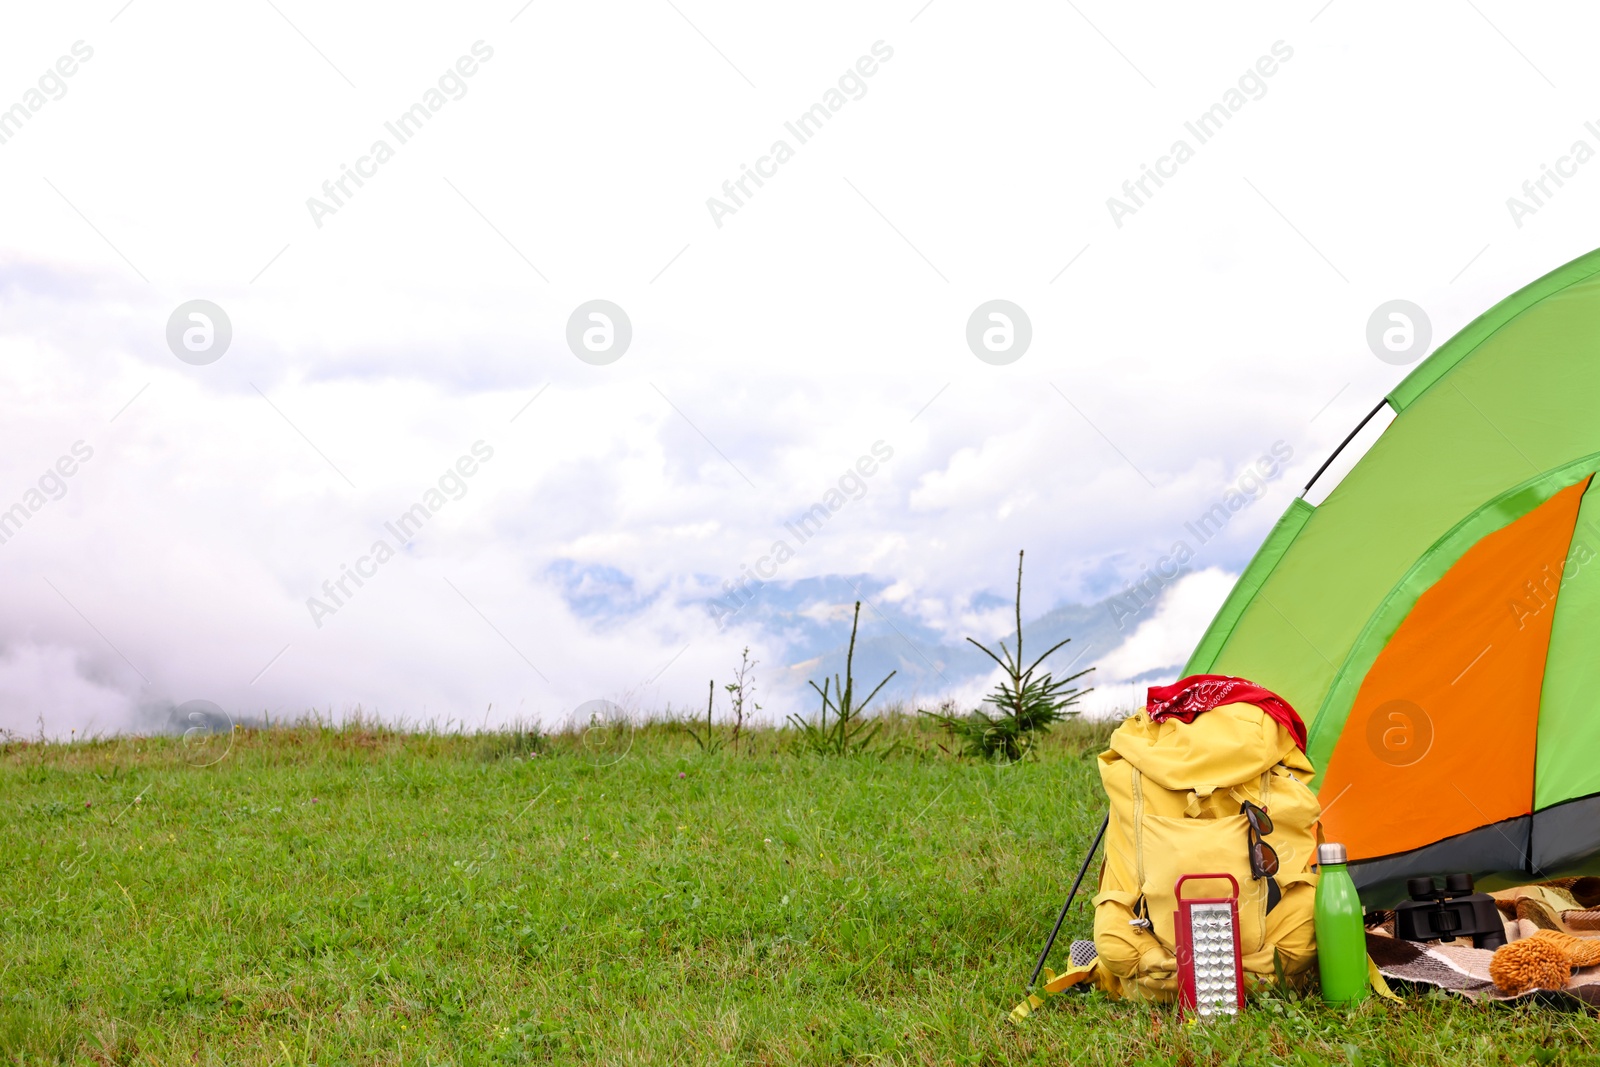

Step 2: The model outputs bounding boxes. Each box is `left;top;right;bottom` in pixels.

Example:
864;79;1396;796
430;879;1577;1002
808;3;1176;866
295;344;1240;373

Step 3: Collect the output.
1389;873;1506;950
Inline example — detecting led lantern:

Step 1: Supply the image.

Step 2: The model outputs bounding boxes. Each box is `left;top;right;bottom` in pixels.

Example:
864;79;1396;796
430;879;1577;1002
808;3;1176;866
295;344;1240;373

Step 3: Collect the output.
1174;873;1245;1020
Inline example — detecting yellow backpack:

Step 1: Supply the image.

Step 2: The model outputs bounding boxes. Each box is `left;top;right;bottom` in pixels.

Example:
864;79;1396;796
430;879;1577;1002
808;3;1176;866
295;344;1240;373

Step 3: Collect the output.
1090;702;1322;999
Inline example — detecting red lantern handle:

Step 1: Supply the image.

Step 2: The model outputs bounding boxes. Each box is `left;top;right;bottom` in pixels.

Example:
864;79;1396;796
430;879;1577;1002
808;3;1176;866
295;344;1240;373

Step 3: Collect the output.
1175;872;1240;902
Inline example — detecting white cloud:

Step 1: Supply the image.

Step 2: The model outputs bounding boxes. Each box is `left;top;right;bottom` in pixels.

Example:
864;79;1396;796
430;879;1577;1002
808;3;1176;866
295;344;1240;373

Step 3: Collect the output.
0;643;131;739
1096;568;1237;684
3;1;1598;733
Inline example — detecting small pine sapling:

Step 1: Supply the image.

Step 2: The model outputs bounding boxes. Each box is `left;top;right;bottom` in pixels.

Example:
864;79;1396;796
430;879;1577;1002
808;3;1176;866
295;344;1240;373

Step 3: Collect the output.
789;602;895;756
925;550;1093;761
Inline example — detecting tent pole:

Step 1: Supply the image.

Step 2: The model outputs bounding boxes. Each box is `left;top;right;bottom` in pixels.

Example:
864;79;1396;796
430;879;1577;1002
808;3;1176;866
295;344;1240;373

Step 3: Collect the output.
1027;813;1109;992
1301;398;1391;496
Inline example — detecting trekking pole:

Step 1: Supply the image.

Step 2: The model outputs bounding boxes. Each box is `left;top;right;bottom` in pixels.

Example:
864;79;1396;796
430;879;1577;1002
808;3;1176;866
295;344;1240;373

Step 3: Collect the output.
1027;813;1109;992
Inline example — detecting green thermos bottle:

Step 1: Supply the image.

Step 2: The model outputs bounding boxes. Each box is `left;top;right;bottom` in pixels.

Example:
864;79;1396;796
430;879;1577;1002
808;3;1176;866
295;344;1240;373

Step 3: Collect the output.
1314;843;1368;1003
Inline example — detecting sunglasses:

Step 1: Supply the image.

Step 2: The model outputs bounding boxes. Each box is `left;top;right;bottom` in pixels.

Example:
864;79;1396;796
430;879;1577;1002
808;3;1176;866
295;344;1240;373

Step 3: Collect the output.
1242;801;1279;880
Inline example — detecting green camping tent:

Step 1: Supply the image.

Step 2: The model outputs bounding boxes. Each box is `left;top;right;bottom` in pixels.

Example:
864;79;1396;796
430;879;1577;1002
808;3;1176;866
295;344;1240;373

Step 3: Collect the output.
1184;247;1600;905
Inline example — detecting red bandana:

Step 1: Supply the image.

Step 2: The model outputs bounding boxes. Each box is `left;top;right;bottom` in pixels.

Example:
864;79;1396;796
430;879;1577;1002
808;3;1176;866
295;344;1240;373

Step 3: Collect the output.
1145;674;1308;753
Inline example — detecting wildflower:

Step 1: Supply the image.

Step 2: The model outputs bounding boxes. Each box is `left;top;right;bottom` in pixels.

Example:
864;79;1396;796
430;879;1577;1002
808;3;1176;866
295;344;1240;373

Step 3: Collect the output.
678;771;686;779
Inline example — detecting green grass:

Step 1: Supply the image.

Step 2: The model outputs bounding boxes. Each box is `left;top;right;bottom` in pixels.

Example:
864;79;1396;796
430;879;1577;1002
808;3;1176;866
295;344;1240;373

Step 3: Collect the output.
1;715;1596;1065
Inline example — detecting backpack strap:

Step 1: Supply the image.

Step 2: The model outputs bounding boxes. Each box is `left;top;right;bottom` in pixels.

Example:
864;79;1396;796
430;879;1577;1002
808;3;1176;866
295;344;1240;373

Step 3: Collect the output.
1257;768;1284;914
1130;766;1146;891
1223;773;1287;914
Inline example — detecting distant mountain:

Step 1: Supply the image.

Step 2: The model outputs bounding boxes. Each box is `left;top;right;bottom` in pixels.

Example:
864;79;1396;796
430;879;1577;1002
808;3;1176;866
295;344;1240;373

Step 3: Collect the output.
706;573;1174;711
544;560;1192;714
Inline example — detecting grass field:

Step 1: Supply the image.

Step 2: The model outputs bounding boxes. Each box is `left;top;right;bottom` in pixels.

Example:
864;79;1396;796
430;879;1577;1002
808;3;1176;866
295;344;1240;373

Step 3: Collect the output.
2;714;1596;1065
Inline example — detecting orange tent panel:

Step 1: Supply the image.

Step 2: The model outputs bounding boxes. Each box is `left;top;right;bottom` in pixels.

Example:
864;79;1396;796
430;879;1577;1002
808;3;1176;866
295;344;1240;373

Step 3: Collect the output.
1318;476;1591;861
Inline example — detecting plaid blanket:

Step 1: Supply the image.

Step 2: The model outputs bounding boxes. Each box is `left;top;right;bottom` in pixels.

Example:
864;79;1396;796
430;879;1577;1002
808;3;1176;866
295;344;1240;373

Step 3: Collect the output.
1367;879;1600;1004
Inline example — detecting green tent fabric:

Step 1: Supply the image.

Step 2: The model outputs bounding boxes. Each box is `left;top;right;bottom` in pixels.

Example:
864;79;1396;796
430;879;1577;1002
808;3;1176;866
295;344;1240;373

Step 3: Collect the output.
1182;247;1600;904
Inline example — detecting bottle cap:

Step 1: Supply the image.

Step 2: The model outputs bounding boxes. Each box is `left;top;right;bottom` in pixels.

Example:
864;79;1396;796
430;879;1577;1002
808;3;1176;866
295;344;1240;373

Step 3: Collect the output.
1318;843;1348;865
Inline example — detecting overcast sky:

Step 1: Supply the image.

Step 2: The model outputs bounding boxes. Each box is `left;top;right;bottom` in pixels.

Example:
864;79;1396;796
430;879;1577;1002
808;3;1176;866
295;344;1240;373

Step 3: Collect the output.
3;0;1598;736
